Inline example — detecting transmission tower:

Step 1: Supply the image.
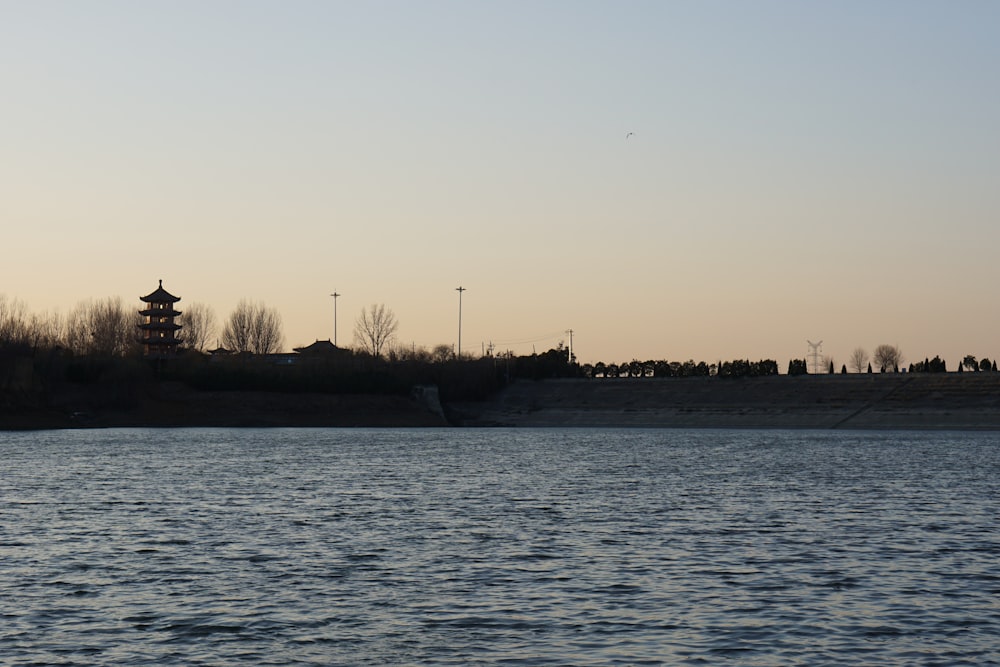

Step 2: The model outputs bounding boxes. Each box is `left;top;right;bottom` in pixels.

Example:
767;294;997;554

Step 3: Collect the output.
807;340;823;374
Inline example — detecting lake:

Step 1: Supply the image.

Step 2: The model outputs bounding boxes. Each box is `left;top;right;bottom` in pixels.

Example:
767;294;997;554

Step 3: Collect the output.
2;428;998;665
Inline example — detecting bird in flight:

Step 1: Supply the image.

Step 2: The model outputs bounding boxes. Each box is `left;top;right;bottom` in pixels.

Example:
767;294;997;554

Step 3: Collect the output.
626;132;634;139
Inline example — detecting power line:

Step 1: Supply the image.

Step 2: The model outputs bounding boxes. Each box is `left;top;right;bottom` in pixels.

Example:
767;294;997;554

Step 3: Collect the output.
491;330;568;347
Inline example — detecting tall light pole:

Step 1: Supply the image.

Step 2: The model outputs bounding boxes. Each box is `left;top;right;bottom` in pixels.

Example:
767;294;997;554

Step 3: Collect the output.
455;286;465;360
330;292;341;346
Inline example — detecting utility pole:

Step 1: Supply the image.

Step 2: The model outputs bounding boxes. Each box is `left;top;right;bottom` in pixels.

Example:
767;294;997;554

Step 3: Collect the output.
566;329;574;363
455;286;465;360
330;292;341;346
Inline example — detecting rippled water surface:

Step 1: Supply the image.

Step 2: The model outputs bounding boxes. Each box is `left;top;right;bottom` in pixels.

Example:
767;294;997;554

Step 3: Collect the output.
2;428;999;665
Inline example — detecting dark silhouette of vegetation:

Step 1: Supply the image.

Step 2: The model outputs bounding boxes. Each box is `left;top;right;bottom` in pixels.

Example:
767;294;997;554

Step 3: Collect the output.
910;356;947;373
583;357;778;378
353;304;398;358
222;300;284;355
787;359;808;376
873;344;903;373
850;347;869;374
8;290;1000;428
180;302;217;352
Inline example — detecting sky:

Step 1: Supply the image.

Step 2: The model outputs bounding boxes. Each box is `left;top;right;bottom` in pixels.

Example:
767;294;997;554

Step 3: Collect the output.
2;1;998;368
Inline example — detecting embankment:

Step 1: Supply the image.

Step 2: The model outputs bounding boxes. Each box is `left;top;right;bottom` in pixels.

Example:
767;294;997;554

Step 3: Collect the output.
6;373;1000;430
447;374;1000;430
1;382;448;430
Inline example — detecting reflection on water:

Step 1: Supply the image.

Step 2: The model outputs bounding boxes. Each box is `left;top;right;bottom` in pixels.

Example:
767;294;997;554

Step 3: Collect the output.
2;428;999;665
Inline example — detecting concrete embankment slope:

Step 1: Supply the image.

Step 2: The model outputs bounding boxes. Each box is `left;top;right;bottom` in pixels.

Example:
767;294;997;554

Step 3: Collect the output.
447;374;1000;430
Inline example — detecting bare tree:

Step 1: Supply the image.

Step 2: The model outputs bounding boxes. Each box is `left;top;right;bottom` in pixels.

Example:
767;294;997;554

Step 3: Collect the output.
249;304;283;355
181;302;217;352
849;347;869;374
66;297;137;356
0;295;29;345
26;311;65;350
222;300;284;354
353;304;398;358
431;343;453;363
222;300;254;353
873;344;903;372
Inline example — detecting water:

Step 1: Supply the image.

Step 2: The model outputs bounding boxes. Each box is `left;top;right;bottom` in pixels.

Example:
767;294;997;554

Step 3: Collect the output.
1;428;998;666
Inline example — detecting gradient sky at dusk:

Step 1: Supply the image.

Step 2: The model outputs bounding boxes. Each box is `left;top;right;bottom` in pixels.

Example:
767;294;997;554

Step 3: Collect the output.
3;1;998;367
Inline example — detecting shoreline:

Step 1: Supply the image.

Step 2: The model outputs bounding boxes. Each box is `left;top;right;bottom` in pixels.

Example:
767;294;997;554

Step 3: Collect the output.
448;374;1000;431
4;374;1000;431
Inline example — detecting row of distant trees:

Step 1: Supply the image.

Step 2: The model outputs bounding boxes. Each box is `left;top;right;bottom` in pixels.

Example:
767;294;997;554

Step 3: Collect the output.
581;358;780;378
0;294;283;357
3;295;999;376
0;295;138;357
0;293;413;360
822;346;995;374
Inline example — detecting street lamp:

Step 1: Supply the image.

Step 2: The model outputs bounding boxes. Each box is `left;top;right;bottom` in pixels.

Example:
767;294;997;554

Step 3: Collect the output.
330;291;341;346
456;286;465;360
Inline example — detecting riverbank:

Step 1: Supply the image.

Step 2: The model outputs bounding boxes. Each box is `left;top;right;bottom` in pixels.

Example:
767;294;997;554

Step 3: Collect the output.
1;382;448;430
448;374;1000;430
4;373;1000;431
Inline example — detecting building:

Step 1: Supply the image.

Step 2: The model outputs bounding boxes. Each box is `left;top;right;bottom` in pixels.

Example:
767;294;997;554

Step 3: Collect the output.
138;280;182;357
293;339;343;356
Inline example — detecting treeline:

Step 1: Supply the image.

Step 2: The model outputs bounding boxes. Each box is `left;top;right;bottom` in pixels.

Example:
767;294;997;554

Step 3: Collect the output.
579;358;779;378
6;293;1000;420
0;295;138;357
166;351;506;402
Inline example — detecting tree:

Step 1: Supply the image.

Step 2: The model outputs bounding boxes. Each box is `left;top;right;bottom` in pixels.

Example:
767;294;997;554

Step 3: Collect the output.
911;356;946;373
353;304;398;358
849;347;869;374
873;344;903;372
431;343;453;363
980;357;993;372
67;297;138;357
25;311;64;350
222;300;284;354
250;304;283;355
787;358;808;376
962;355;978;372
0;295;29;345
181;302;217;352
222;301;254;353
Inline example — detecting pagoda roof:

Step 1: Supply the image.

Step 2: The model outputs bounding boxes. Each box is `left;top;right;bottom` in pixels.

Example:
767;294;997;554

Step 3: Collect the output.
139;322;182;331
139;307;182;316
140;280;181;303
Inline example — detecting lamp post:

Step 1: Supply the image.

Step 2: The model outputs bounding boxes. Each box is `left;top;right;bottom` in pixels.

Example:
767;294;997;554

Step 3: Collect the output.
456;286;465;360
330;292;341;346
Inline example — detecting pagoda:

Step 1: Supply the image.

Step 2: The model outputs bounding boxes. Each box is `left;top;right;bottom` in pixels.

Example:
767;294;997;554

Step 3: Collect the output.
138;280;182;357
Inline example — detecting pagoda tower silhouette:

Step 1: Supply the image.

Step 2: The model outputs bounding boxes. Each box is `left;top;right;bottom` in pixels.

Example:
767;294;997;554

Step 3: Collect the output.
138;280;182;357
